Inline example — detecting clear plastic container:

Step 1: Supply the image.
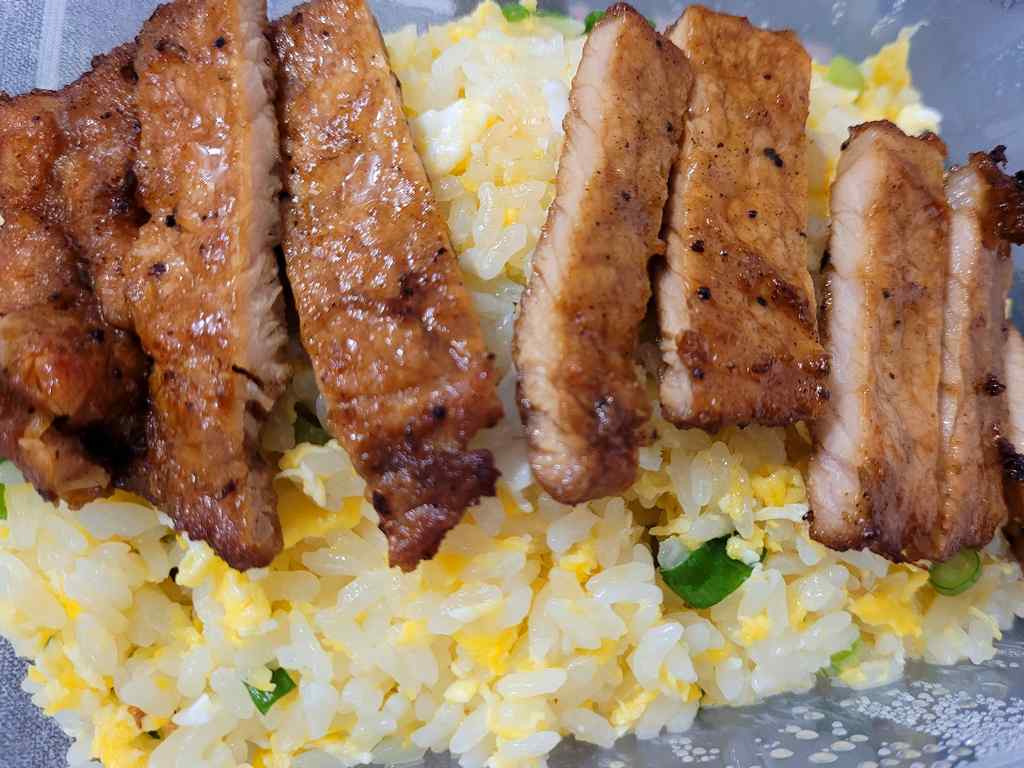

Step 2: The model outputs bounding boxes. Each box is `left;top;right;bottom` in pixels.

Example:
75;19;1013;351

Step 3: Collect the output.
0;1;1022;766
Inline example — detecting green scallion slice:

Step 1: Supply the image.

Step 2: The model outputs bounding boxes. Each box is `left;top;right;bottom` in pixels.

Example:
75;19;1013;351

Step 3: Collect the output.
294;404;330;446
0;458;8;521
660;536;753;609
244;668;297;715
583;10;605;33
825;55;865;91
294;417;330;446
929;549;981;596
501;3;531;22
829;638;862;674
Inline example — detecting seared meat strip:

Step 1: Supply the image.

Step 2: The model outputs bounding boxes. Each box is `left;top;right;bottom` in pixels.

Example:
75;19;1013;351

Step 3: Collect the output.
514;4;691;504
930;151;1022;560
0;44;144;330
127;0;289;569
0;49;149;505
656;5;828;430
272;0;502;570
0;211;147;505
808;122;949;559
1004;327;1024;563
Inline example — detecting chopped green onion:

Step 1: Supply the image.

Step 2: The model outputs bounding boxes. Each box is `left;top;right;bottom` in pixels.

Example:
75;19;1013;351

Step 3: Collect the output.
660;536;753;609
825;55;865;91
501;3;531;22
583;10;605;33
829;638;862;674
244;668;297;715
294;404;330;446
929;549;981;596
0;482;6;521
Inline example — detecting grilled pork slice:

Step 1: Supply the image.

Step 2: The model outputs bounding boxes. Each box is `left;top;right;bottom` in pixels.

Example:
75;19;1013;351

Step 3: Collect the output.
127;0;289;569
272;0;503;570
0;45;143;330
0;48;149;505
930;151;1023;561
656;6;828;430
514;5;691;504
0;211;148;505
808;122;950;559
1004;327;1024;563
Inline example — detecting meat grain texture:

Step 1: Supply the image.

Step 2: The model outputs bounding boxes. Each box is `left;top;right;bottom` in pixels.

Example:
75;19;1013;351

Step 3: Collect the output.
935;152;1019;561
127;0;289;569
514;4;691;504
1004;327;1024;563
0;46;149;505
808;122;950;560
657;5;828;430
272;0;503;570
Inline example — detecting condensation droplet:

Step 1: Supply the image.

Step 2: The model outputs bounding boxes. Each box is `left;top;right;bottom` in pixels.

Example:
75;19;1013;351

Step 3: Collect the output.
831;741;855;752
770;748;794;759
796;729;820;740
809;752;838;764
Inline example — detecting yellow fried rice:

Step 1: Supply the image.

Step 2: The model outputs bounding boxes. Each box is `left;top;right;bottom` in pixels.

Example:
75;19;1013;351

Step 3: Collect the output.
0;6;1019;768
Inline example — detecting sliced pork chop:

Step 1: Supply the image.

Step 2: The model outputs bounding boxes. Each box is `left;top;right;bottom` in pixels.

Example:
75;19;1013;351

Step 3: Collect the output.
514;5;691;504
931;151;1022;561
656;5;828;430
1004;327;1024;563
0;44;144;330
0;211;148;505
0;49;149;506
808;122;949;560
127;0;289;569
272;0;503;570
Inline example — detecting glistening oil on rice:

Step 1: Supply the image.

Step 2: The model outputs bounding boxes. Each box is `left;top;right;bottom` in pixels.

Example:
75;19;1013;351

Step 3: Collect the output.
0;5;1020;768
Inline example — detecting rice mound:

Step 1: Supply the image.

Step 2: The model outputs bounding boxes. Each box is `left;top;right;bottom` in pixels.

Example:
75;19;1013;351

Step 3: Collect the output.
0;6;1020;768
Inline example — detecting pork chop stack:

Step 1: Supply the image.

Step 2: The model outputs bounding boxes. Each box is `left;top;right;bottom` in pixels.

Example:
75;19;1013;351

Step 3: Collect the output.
0;46;150;505
935;150;1022;560
126;0;290;569
656;5;828;430
809;124;1024;563
1004;328;1024;562
271;0;503;570
808;123;950;559
514;4;691;505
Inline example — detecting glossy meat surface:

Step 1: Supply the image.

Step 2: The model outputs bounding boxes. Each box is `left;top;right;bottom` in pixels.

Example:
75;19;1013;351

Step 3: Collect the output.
656;5;827;430
127;0;289;569
808;122;949;559
0;44;144;330
0;50;149;506
931;152;1019;561
0;211;147;505
1004;327;1024;563
514;4;690;504
272;0;502;569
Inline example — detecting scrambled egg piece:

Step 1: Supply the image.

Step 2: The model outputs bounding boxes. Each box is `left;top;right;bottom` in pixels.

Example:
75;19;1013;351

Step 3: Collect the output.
850;566;929;638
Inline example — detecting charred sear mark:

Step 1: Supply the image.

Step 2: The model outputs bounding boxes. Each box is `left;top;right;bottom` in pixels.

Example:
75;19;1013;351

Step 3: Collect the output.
982;374;1006;396
998;437;1024;483
690;239;705;253
763;147;784;167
